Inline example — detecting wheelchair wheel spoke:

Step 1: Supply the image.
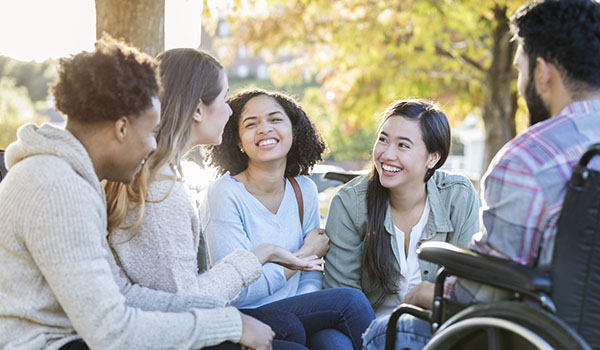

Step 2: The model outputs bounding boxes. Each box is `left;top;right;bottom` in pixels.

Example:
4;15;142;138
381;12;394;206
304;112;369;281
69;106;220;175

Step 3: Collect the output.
486;327;503;350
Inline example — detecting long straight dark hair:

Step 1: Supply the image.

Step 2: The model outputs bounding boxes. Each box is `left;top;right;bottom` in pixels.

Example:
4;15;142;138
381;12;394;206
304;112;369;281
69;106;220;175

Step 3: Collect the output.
363;99;451;294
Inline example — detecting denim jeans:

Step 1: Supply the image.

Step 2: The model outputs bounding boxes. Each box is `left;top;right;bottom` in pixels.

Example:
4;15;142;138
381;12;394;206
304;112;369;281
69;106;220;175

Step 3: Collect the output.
362;314;431;350
256;287;375;350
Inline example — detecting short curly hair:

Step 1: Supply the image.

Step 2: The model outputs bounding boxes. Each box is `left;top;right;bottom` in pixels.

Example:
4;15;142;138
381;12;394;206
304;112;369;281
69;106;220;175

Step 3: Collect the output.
205;89;327;177
51;34;160;122
511;0;600;92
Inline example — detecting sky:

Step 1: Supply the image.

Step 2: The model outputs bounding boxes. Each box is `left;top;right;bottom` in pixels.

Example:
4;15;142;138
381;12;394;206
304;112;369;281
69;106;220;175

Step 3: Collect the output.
0;0;205;62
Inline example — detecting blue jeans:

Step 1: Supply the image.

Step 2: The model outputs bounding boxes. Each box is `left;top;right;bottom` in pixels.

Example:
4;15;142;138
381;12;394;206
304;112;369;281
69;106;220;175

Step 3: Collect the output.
256;287;375;350
362;314;431;350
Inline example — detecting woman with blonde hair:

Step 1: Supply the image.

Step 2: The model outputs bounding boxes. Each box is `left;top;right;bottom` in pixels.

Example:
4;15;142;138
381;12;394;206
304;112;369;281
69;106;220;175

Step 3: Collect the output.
104;48;324;350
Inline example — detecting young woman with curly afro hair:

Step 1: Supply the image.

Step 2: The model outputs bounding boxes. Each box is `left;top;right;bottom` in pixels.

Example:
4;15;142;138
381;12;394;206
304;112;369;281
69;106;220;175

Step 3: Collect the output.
202;89;375;350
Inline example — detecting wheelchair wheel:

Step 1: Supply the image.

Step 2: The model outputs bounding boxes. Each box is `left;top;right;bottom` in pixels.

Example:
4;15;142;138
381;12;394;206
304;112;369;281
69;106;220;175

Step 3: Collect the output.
424;302;590;350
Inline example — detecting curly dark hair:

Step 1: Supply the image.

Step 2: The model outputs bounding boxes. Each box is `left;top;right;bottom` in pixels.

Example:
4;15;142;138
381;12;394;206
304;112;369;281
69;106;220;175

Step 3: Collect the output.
205;89;327;177
51;34;160;122
511;0;600;93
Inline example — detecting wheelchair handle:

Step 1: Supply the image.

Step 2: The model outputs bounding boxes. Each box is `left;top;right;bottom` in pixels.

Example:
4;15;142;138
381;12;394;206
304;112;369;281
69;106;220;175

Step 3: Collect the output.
577;143;600;167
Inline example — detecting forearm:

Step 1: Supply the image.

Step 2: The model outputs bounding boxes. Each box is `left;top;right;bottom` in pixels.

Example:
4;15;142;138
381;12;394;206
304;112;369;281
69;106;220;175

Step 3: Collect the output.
196;249;262;303
41;259;242;349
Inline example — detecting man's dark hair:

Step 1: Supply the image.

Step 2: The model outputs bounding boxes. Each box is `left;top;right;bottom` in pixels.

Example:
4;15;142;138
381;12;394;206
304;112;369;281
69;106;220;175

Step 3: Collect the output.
51;34;160;122
510;0;600;93
205;89;327;177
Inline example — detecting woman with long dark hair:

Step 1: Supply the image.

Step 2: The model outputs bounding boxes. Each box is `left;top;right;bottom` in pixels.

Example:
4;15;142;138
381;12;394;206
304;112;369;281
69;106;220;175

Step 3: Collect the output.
323;99;480;350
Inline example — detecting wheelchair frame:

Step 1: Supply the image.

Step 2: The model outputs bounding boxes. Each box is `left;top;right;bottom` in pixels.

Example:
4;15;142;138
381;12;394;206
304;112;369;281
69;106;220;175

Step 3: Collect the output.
385;143;600;350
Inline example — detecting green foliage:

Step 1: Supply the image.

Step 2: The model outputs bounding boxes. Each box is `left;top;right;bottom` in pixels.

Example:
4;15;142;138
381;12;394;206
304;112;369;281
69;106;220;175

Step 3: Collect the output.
451;135;465;156
0;56;57;102
0;77;48;149
218;0;525;161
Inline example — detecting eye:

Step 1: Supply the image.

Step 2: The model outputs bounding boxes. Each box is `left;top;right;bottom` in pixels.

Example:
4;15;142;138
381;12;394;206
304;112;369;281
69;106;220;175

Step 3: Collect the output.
378;136;387;144
244;122;256;128
398;142;409;149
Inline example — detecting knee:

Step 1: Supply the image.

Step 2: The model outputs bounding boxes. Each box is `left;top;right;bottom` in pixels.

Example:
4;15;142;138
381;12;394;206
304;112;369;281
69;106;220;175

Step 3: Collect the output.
274;312;306;344
336;287;372;310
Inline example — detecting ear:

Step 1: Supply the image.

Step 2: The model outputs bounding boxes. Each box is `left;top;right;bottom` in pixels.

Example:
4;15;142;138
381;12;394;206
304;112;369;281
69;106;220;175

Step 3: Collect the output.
112;117;129;143
534;57;552;94
427;152;441;169
192;100;203;123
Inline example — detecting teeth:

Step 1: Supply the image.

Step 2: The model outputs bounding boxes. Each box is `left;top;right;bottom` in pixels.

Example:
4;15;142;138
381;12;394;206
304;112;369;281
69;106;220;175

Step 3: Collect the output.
382;164;401;172
258;139;277;147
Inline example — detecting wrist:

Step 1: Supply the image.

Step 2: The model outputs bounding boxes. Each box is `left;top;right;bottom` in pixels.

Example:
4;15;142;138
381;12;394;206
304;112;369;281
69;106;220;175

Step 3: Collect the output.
251;244;272;264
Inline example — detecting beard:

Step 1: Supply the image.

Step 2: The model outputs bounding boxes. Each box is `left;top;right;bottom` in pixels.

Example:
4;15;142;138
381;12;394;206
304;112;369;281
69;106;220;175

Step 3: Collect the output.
524;76;552;126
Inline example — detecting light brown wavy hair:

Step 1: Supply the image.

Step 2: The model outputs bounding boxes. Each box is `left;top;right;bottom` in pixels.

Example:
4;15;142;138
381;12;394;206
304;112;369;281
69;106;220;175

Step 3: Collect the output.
104;48;223;238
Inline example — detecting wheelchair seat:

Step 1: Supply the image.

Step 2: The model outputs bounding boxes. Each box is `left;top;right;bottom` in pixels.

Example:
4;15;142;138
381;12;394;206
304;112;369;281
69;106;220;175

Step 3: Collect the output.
385;143;600;350
0;149;7;183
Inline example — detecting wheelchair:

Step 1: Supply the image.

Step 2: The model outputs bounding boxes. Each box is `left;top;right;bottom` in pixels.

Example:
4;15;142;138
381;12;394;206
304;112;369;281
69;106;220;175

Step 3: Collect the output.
386;143;600;350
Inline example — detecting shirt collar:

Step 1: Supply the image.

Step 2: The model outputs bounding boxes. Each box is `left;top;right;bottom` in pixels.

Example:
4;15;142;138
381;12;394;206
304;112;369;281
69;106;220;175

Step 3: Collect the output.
560;99;600;116
382;176;454;236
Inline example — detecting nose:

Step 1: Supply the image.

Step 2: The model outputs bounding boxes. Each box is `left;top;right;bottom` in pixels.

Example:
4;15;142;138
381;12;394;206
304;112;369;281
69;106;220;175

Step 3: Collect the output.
380;144;396;161
226;103;232;118
257;120;273;135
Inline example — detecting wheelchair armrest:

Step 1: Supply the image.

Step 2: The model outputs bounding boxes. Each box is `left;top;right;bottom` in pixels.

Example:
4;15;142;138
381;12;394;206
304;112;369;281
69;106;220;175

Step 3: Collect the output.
322;171;359;184
417;242;551;295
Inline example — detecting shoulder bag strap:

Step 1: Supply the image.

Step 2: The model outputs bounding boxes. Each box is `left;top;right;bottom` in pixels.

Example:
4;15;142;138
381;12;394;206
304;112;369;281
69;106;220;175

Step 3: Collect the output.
287;176;303;225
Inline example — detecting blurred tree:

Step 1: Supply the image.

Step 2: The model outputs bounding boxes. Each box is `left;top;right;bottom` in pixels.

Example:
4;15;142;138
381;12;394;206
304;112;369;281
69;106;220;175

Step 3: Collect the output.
0;78;48;149
0;56;57;102
95;0;165;56
220;0;523;168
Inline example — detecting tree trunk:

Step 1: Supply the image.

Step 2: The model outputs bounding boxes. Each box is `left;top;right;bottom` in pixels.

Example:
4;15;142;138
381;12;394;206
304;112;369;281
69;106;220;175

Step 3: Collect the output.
95;0;164;57
481;5;517;173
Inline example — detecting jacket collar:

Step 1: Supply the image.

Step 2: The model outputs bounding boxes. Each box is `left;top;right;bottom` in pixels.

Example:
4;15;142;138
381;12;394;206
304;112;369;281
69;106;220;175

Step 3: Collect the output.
382;176;454;239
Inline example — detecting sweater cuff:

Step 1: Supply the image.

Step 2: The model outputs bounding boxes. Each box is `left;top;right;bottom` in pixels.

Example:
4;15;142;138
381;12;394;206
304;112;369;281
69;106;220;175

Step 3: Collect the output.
192;306;243;348
223;249;262;286
168;293;228;312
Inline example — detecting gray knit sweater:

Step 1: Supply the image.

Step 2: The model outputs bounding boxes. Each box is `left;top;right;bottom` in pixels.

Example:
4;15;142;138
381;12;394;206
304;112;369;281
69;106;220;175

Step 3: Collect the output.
110;165;262;301
0;123;242;350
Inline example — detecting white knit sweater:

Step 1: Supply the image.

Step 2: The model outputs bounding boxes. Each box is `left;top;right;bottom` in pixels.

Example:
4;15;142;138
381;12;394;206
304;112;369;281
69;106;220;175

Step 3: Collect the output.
0;123;242;350
110;165;262;301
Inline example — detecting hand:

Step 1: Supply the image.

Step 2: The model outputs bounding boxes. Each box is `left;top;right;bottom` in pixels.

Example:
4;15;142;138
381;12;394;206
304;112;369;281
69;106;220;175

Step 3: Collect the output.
251;243;324;271
402;281;435;309
239;313;274;350
270;246;325;271
296;228;329;258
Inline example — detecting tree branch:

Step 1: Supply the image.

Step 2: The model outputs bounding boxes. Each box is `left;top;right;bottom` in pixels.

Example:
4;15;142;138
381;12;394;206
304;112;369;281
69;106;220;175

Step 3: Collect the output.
434;45;485;72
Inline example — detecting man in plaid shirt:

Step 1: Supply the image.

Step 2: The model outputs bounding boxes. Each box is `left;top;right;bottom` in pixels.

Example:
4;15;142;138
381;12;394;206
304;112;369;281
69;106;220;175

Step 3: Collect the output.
447;0;600;305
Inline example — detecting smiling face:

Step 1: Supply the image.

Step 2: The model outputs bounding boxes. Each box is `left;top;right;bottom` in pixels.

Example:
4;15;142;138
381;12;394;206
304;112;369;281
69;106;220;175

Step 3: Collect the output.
372;115;439;191
109;96;160;183
237;94;293;166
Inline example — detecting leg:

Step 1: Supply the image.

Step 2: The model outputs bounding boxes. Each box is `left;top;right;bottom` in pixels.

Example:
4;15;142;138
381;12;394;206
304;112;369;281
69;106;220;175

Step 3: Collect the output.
308;329;353;350
362;314;431;350
241;308;307;345
259;287;375;350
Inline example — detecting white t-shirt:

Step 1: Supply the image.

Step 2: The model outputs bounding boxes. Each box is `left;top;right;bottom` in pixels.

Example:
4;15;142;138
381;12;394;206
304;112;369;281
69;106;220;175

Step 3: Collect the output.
374;198;430;318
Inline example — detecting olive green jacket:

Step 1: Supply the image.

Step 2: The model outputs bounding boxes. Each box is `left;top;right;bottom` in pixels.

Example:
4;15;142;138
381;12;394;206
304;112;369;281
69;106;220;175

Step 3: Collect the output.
323;171;481;309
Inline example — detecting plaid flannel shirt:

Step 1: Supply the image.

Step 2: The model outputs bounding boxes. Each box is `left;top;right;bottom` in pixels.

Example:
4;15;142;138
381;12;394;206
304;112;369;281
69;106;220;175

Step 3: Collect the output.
446;99;600;304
